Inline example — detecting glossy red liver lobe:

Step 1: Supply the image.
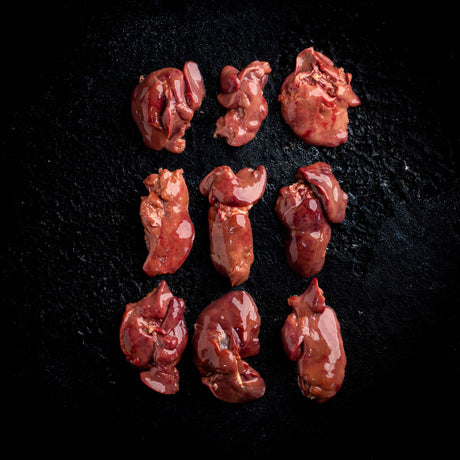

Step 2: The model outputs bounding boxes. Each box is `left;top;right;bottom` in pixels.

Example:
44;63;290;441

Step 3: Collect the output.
281;278;346;402
296;162;348;223
199;165;267;286
276;162;347;277
276;181;331;277
119;280;188;394
131;61;205;153
140;168;195;277
214;61;271;146
193;290;265;403
278;47;360;147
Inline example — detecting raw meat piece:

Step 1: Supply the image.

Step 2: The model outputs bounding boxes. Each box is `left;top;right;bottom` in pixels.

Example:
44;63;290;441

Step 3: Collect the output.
140;168;194;277
296;162;348;223
199;165;267;286
214;61;271;146
131;61;205;153
281;278;346;402
276;162;347;277
279;47;360;147
193;290;265;403
119;281;188;394
276;181;331;277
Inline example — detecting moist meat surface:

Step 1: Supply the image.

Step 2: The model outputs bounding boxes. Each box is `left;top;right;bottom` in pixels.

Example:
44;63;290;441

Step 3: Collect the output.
140;168;195;277
199;165;267;286
119;280;188;394
278;47;360;147
131;61;205;153
281;278;346;402
193;290;265;403
214;61;271;146
276;162;347;277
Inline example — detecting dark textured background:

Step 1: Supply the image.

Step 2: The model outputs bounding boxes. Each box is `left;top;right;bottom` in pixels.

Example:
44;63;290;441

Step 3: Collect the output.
5;0;459;455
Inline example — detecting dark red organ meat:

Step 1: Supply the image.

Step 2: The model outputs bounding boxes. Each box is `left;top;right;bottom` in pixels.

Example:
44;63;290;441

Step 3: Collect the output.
119;280;188;394
131;61;205;153
199;165;267;286
140;168;195;277
276;182;331;277
276;162;347;278
281;278;346;402
296;162;348;224
214;61;271;146
278;47;360;147
193;290;265;403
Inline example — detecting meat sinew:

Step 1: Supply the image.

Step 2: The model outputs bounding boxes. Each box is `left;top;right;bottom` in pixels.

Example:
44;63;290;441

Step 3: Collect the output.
119;280;188;394
140;168;195;277
214;61;271;146
278;47;360;147
131;61;205;153
193;290;265;403
276;162;347;278
199;165;267;286
281;278;346;402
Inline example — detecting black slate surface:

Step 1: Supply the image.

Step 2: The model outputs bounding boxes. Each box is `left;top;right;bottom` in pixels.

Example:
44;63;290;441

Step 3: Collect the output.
6;0;459;455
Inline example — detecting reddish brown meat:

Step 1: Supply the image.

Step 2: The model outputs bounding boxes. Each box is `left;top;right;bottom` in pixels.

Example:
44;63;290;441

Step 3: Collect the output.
199;165;267;286
278;47;360;147
119;281;188;394
214;61;271;146
281;278;346;402
296;162;348;223
131;61;205;153
276;162;347;278
140;168;195;277
193;290;265;403
276;182;331;277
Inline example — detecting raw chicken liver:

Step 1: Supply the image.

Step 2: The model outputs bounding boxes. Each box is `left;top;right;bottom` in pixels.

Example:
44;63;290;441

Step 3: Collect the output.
281;278;346;402
279;47;360;147
193;290;265;403
119;281;188;394
140;168;195;277
199;165;267;286
214;61;271;146
131;61;205;153
276;162;347;277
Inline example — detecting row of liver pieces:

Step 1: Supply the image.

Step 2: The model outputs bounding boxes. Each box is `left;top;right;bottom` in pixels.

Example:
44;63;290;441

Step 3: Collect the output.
140;162;347;285
119;278;346;403
131;48;360;153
